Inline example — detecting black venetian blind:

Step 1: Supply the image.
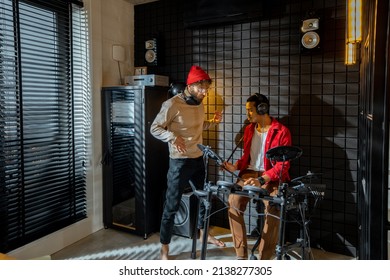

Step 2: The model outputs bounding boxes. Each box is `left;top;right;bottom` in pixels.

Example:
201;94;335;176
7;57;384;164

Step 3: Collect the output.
0;0;90;252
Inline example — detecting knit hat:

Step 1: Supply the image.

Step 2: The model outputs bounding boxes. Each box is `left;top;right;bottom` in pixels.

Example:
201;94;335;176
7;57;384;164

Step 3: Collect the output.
186;65;211;85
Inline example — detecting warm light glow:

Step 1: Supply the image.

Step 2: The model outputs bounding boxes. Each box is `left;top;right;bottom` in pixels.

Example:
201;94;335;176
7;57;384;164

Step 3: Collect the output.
347;0;362;43
345;0;362;65
345;42;357;65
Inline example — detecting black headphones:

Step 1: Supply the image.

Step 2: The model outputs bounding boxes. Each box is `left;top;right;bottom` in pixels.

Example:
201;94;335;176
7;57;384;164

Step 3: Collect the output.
182;92;201;105
168;82;186;96
254;93;269;115
168;82;200;105
257;103;269;115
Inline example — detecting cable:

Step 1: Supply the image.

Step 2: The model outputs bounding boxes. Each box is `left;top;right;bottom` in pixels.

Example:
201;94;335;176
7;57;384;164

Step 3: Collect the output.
117;61;123;85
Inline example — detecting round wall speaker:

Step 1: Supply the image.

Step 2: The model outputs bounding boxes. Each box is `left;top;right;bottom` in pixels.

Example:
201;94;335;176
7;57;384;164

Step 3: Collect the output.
145;49;157;64
301;31;320;49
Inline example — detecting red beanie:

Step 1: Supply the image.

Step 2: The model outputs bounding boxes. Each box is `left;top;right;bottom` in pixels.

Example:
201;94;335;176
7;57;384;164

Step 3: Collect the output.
186;65;211;85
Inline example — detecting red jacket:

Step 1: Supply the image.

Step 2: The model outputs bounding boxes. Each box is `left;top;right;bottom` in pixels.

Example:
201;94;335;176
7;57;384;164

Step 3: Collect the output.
236;118;292;182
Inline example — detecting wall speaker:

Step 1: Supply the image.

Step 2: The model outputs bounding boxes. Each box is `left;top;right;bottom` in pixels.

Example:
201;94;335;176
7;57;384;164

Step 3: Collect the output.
145;38;158;66
301;18;319;32
300;15;320;52
301;31;320;49
172;192;197;238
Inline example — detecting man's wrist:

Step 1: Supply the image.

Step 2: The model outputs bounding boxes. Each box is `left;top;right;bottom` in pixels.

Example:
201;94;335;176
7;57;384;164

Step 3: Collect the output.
258;176;266;185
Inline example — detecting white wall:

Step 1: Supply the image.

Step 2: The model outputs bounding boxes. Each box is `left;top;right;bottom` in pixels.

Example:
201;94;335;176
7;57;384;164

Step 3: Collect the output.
101;0;134;85
8;0;135;259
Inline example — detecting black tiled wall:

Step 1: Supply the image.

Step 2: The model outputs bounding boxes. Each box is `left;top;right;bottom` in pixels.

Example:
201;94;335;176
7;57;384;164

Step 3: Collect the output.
135;0;359;257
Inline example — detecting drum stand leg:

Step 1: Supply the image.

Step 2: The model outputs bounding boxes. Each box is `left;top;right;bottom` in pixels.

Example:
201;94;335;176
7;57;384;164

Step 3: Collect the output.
190;181;213;260
249;200;264;260
298;197;310;259
275;183;288;260
191;198;200;259
251;183;307;260
283;196;311;260
250;236;262;260
200;187;212;260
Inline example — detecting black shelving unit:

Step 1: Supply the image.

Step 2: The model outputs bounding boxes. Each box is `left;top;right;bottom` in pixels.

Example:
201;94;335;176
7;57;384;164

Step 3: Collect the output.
101;86;169;238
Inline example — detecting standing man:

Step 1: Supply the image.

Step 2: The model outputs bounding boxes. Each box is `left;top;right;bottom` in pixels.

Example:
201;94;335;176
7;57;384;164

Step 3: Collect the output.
223;93;292;260
150;65;225;260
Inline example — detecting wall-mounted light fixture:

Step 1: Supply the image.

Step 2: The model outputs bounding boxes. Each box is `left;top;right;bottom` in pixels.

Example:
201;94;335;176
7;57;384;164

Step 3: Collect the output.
345;0;362;65
345;42;357;65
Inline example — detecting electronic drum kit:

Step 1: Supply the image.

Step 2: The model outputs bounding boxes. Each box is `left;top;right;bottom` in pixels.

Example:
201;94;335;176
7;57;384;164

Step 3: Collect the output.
192;144;325;260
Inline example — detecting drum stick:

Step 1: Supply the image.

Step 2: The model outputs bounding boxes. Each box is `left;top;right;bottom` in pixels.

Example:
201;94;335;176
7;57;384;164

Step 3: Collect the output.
226;135;244;162
220;164;245;182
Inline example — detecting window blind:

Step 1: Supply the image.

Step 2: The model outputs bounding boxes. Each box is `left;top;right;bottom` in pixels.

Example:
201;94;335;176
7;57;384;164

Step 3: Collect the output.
0;0;90;252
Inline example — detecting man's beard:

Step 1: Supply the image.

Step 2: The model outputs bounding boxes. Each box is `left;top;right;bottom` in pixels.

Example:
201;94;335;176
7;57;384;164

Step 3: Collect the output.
189;92;203;103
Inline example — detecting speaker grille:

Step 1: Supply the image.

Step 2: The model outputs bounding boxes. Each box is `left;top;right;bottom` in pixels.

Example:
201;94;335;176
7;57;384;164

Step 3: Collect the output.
174;199;190;226
301;31;320;49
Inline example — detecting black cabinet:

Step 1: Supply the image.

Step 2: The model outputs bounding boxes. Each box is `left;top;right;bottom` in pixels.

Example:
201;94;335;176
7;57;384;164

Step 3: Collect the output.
101;86;169;238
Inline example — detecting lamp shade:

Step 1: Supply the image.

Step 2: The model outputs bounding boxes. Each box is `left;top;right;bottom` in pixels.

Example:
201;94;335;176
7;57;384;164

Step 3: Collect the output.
346;0;362;43
112;45;125;62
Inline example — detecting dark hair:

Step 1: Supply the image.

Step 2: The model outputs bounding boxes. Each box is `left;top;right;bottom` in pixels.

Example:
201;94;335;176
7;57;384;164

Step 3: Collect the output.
247;93;269;106
247;93;270;115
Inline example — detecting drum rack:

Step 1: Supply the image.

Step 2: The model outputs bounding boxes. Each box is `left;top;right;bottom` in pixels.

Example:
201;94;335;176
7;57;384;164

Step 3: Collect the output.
191;144;324;260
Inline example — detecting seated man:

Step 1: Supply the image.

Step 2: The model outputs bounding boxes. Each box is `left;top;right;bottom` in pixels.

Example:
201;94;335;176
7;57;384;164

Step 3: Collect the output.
223;93;292;260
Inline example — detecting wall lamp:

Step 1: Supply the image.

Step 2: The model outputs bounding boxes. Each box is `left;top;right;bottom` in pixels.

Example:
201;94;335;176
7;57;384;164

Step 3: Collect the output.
345;0;362;65
345;42;357;65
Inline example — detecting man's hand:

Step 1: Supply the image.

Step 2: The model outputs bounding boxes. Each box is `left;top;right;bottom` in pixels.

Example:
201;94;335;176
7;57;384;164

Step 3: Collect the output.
222;161;236;172
244;177;261;187
173;136;186;153
244;175;269;187
212;111;223;123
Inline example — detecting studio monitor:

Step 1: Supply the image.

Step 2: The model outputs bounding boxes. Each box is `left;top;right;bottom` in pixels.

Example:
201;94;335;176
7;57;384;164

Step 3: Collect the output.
300;12;320;53
301;18;319;33
301;31;320;49
172;192;197;238
145;38;158;66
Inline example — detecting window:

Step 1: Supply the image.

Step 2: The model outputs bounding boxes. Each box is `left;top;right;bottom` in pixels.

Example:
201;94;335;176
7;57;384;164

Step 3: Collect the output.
0;0;90;252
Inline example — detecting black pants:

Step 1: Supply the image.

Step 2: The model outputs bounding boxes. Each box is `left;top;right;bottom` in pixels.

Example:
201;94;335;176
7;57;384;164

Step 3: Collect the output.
160;156;205;244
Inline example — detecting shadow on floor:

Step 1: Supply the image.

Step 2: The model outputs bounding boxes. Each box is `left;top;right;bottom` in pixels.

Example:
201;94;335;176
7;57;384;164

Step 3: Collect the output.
51;226;354;260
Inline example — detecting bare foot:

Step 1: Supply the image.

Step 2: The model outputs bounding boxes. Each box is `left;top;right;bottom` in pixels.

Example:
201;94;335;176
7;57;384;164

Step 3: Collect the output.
199;230;225;247
160;244;169;260
207;235;225;247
